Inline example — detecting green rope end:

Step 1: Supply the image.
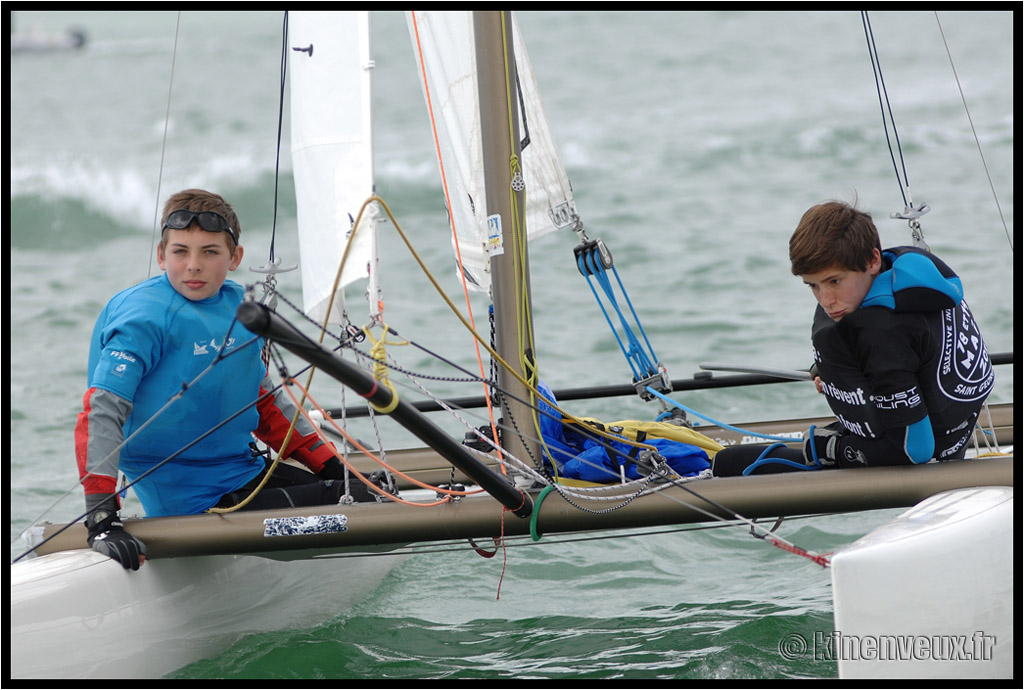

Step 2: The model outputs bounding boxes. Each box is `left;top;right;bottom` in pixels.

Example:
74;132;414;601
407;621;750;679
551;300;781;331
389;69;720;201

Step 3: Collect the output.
530;485;555;541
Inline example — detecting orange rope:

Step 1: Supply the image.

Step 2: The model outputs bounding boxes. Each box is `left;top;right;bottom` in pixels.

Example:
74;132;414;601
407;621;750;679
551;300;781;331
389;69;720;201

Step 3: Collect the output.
410;12;503;467
280;376;488;504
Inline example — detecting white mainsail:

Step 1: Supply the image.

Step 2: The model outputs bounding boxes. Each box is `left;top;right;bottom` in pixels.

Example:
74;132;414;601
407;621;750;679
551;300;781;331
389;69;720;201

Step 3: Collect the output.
289;11;380;325
407;11;579;292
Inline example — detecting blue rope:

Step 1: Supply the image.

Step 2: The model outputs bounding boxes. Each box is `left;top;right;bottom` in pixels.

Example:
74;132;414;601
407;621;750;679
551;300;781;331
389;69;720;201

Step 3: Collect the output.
577;248;661;382
608;263;661;368
578;252;641;379
585;252;651;374
740;443;820;475
646;387;803;443
805;424;822;467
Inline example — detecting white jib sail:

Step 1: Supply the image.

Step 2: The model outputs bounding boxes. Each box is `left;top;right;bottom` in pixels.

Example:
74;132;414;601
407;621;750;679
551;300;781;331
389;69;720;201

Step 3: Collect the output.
289;11;380;325
407;11;579;293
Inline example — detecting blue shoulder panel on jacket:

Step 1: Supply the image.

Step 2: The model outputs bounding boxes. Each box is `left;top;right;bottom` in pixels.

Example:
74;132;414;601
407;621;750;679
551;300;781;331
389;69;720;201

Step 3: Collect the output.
890;251;963;303
862;250;963;311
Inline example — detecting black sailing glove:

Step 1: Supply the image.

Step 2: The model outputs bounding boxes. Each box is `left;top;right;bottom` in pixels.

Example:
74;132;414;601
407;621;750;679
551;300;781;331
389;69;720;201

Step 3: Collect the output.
315;456;347;481
86;501;147;570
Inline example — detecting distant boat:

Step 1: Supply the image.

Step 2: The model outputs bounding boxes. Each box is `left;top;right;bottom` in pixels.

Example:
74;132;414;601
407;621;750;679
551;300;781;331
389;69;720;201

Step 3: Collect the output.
10;25;87;53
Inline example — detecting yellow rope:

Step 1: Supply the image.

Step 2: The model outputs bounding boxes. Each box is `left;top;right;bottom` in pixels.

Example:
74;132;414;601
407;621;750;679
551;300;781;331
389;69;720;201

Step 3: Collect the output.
498;13;559;472
362;324;402;415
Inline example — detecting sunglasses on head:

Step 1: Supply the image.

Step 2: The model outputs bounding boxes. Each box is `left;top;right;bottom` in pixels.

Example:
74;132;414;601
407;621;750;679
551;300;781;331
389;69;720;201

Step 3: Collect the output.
162;210;238;244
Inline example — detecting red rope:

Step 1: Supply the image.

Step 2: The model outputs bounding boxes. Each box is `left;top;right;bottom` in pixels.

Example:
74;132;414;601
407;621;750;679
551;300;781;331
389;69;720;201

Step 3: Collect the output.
767;536;832;568
469;537;500;558
495;507;510;599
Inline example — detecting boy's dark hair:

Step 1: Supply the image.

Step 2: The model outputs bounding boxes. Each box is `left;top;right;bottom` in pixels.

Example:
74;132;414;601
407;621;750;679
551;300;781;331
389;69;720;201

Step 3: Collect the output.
789;200;882;275
159;189;241;249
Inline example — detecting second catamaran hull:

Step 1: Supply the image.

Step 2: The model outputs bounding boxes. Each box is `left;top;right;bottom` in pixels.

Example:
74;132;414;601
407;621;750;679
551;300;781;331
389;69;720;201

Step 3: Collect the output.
831;486;1014;679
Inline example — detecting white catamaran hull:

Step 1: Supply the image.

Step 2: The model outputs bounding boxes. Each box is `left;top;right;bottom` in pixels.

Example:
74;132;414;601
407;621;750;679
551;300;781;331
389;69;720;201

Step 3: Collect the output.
830;486;1013;679
10;548;406;679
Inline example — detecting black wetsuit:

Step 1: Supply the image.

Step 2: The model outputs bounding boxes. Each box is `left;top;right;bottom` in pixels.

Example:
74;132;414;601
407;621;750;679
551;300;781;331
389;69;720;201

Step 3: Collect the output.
714;247;993;476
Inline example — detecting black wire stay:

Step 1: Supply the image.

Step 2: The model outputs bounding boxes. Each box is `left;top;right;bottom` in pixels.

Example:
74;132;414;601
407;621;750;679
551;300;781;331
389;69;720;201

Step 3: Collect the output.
268;11;289;264
861;11;911;210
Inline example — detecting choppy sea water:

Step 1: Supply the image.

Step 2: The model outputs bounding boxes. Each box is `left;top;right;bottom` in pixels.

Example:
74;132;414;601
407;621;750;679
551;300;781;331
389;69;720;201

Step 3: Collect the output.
9;10;1014;680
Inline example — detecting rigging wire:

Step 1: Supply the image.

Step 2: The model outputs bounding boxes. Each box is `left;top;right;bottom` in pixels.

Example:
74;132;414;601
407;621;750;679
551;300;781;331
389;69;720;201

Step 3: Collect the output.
13;227;823;567
277;375;476;504
576;240;671;404
236;300;656;499
861;11;931;250
146;11;182;280
330;196;665;462
225;9;349;516
498;12;548;482
862;11;912;210
645;388;803;444
267;11;289;264
933;11;1013;251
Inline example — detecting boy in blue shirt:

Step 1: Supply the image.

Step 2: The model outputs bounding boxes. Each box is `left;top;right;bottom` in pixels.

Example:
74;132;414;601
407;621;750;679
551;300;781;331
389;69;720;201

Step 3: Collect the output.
76;189;372;569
